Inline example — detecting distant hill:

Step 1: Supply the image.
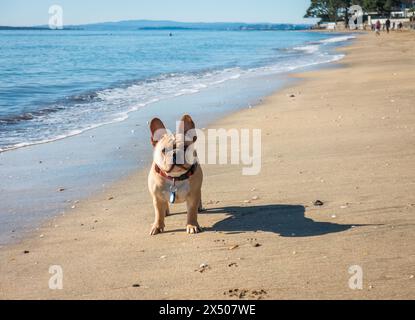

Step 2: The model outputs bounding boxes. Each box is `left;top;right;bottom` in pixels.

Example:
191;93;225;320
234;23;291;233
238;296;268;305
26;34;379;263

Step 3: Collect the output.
2;20;312;31
0;26;50;30
0;26;81;30
66;20;312;31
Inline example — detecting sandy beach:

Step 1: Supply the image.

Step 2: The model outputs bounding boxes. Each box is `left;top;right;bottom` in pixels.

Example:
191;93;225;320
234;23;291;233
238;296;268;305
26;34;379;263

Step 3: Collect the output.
1;31;414;300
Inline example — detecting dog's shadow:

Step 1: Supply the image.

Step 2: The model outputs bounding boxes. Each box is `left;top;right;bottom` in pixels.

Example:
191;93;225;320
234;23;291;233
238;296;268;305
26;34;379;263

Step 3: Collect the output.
201;204;358;237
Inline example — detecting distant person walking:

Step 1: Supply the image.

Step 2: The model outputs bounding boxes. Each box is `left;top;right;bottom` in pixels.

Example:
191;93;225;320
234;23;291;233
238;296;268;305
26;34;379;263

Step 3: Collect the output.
375;20;381;36
385;19;391;33
398;22;403;31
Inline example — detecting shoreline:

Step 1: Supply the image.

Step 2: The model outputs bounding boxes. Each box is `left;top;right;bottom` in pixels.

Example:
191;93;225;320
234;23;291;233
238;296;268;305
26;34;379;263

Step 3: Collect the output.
1;31;415;299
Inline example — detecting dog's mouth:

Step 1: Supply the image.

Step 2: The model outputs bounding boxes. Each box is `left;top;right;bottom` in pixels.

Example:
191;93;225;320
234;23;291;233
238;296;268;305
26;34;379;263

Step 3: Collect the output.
165;164;191;176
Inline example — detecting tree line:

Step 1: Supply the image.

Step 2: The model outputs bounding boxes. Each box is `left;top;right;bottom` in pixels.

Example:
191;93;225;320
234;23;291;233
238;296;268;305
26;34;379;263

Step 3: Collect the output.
304;0;413;22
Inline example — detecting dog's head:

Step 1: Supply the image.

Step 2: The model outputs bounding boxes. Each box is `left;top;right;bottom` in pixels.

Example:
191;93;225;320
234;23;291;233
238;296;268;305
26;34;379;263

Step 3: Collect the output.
150;115;198;177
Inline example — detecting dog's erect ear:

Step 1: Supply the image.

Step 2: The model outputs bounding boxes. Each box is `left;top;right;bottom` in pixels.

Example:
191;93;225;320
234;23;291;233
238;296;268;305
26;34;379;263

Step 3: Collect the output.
150;118;167;147
180;114;197;143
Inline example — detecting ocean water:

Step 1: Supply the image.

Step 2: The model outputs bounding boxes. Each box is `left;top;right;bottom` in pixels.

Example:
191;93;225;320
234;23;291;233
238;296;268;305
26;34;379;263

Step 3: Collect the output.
0;30;354;152
0;30;355;244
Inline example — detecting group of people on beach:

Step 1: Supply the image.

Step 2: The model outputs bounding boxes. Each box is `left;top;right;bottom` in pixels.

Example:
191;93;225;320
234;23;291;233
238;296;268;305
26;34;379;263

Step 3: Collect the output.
372;19;403;35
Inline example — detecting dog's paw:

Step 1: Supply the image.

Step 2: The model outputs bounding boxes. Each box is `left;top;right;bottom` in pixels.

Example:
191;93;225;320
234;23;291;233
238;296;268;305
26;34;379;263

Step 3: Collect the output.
150;224;165;236
186;224;202;234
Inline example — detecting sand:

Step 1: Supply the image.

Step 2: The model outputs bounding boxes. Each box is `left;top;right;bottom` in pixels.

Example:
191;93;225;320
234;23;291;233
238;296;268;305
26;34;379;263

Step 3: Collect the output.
1;31;414;300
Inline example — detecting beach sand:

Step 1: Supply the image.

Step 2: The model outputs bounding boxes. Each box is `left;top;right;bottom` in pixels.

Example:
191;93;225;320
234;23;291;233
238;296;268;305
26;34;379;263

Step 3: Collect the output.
1;31;414;300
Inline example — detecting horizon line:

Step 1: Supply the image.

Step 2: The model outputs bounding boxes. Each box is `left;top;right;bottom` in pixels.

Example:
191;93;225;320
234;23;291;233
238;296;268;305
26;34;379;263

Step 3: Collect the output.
3;18;317;28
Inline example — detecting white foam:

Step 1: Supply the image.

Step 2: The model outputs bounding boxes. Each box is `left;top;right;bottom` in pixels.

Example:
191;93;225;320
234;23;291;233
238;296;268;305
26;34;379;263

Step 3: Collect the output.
294;35;355;55
318;35;356;44
293;44;320;54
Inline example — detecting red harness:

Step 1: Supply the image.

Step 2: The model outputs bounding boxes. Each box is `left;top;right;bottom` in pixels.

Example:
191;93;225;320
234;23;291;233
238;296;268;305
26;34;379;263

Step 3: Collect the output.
155;163;198;182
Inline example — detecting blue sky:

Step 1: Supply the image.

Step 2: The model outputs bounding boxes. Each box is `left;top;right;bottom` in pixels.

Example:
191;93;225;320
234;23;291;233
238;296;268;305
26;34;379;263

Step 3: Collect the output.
0;0;315;26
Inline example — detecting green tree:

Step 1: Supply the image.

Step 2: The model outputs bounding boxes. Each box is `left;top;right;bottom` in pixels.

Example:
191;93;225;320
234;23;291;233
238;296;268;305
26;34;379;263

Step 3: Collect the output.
383;0;402;12
304;0;346;21
304;0;406;22
361;0;401;13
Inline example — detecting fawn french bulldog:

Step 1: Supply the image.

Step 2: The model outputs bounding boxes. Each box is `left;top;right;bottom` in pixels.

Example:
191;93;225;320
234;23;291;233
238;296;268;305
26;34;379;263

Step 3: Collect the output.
148;115;203;235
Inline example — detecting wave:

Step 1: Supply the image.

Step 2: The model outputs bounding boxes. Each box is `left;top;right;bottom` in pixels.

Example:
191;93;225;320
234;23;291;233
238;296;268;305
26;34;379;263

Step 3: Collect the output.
293;34;355;55
293;44;320;54
318;35;356;44
0;106;66;125
0;68;245;152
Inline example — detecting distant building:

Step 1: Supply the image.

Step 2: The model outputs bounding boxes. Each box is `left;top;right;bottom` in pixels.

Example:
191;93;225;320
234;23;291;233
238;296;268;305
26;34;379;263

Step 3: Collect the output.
314;1;415;30
390;0;415;18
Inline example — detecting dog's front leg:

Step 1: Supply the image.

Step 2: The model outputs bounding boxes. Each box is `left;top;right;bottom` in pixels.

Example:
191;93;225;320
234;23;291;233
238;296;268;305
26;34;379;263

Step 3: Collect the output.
186;192;202;234
198;197;205;213
150;197;168;235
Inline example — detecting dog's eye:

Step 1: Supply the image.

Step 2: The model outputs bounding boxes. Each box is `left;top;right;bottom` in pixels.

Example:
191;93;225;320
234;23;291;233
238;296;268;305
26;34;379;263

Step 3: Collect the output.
162;148;167;155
